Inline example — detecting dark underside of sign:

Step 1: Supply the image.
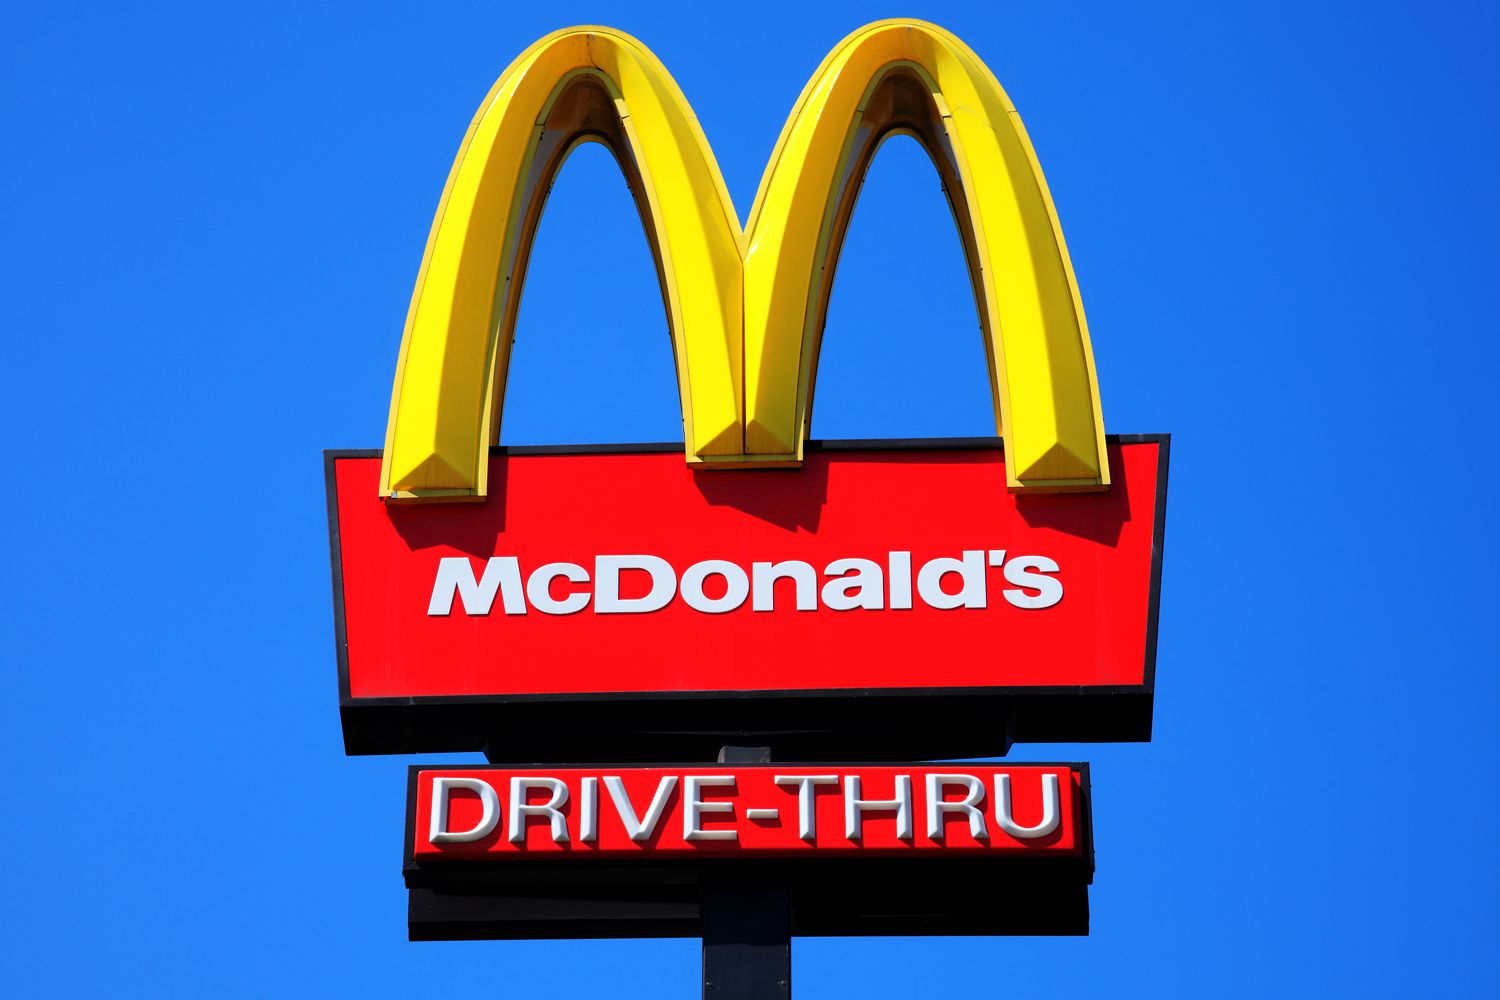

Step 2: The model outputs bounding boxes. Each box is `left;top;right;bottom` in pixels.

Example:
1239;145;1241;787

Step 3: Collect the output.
344;688;1151;762
407;857;1091;940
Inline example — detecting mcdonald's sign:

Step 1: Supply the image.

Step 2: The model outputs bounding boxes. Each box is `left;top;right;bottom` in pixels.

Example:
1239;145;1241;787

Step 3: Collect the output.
326;21;1169;758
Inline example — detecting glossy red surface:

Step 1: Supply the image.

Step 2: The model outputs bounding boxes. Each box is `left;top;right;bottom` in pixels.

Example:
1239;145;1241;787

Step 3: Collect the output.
334;443;1160;698
411;764;1084;858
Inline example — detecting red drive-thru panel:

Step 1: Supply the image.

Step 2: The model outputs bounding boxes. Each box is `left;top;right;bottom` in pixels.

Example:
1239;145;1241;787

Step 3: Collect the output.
404;764;1094;939
411;765;1084;859
328;437;1167;755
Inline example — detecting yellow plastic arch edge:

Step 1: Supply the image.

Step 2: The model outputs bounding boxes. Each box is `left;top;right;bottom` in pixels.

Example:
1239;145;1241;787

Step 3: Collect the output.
380;20;1108;500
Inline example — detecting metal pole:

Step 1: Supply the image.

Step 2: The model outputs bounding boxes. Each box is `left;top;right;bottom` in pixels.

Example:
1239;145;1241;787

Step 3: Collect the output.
702;746;791;999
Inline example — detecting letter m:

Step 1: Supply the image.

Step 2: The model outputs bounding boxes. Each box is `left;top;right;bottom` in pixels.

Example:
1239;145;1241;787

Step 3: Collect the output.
427;556;525;616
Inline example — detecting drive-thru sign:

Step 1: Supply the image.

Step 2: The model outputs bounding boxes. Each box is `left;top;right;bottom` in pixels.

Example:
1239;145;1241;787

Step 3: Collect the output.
404;764;1094;940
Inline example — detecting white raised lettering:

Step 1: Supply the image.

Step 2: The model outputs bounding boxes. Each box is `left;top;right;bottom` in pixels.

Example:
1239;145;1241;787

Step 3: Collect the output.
428;777;501;844
774;774;839;840
916;550;987;610
425;549;1058;617
603;775;678;842
843;774;913;841
428;556;525;616
994;773;1061;839
821;558;884;611
752;560;817;612
680;560;750;614
508;776;570;844
526;562;590;615
1002;555;1063;609
595;555;676;613
683;775;737;841
925;773;989;841
888;551;913;609
579;776;599;843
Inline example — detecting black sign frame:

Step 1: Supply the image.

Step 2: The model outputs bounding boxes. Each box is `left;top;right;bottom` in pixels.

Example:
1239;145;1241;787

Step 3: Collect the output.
327;434;1169;761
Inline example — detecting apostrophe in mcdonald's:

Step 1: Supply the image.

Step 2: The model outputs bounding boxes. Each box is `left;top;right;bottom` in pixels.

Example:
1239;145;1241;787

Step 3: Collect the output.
380;20;1110;500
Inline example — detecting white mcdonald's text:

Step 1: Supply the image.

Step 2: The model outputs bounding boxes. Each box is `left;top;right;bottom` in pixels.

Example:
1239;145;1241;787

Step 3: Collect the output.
426;550;1063;617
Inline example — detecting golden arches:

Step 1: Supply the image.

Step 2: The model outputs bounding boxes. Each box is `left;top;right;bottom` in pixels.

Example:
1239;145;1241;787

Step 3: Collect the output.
381;28;743;499
381;21;1108;500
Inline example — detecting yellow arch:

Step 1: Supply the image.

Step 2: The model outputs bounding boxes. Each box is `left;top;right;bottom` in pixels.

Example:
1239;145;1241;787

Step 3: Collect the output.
381;21;1108;499
743;22;1108;488
381;27;744;499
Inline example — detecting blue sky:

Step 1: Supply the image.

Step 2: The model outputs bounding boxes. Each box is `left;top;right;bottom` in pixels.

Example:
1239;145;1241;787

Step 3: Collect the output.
4;1;1497;995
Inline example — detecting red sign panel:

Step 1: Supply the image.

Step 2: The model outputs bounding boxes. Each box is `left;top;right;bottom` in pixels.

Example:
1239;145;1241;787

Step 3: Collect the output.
409;764;1087;860
328;437;1167;754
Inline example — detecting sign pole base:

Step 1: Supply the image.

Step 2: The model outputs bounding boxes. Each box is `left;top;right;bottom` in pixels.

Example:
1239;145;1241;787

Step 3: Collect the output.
701;874;791;999
703;746;790;999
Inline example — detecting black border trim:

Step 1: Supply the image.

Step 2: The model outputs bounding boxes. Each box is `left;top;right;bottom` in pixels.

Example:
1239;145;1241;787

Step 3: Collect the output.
326;435;1168;758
